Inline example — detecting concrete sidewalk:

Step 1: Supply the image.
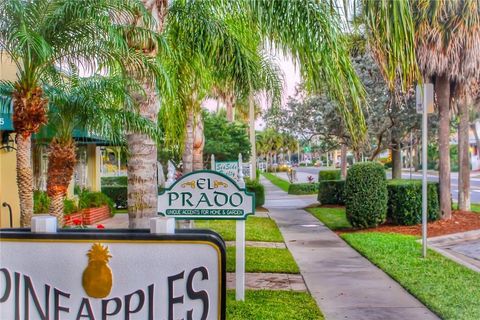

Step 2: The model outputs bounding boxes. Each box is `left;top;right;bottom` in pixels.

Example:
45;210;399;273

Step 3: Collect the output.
261;177;439;320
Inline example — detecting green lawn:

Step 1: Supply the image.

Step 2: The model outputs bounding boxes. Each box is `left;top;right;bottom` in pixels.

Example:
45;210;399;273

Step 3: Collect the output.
307;206;351;230
452;203;480;213
262;172;290;192
226;247;299;273
342;232;480;320
196;217;283;242
227;290;324;319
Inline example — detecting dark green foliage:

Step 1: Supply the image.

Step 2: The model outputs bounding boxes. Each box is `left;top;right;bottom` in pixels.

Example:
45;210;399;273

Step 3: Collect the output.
101;186;127;209
204;112;251;162
318;170;341;182
387;180;440;225
34;191;78;214
345;162;387;228
78;191;114;213
288;183;319;195
34;191;50;214
63;199;78;215
318;180;345;205
101;176;128;186
246;179;265;207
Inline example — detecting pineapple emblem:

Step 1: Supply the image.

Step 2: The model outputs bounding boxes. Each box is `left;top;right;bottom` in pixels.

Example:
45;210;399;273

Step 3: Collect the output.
82;243;113;298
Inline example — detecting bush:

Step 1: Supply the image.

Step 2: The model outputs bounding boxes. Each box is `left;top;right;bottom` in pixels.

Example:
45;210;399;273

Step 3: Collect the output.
101;176;127;186
345;162;388;228
318;180;345;205
101;186;127;208
34;191;50;214
246;179;265;208
78;191;114;213
387;180;440;225
63;198;78;215
288;183;319;195
318;170;341;182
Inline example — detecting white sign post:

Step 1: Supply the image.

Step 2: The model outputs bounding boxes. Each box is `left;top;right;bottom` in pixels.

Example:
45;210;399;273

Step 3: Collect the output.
416;83;434;258
235;154;246;301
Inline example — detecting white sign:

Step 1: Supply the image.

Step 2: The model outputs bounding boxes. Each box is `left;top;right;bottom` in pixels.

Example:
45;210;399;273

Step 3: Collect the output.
0;232;225;320
215;162;238;181
416;83;434;114
158;170;254;220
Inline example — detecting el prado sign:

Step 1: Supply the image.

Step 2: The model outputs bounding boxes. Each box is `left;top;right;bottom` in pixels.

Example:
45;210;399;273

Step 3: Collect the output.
158;170;255;220
0;230;226;320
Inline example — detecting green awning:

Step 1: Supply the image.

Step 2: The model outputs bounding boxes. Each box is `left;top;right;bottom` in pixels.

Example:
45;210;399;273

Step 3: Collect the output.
0;111;111;145
0;97;13;131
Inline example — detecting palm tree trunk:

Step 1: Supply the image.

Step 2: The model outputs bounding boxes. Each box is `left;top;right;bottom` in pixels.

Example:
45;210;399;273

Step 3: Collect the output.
193;111;204;171
391;138;402;179
436;75;452;219
225;93;235;122
340;144;347;178
458;99;471;211
127;83;159;229
183;109;194;174
47;139;76;227
16;134;34;227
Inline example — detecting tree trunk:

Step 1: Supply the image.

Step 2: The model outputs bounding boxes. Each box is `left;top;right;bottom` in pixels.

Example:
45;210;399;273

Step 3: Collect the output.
436;75;452;219
391;138;402;179
340;144;347;178
193;111;205;171
458;98;471;211
16;134;34;227
127;82;159;229
47;139;76;227
225;93;235;122
126;0;167;228
183;109;194;174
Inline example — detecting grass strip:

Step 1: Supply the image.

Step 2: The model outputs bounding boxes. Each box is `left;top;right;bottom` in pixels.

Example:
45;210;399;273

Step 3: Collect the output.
226;247;299;273
307;206;351;230
452;203;480;213
196;217;283;242
341;232;480;320
262;172;290;192
227;290;324;319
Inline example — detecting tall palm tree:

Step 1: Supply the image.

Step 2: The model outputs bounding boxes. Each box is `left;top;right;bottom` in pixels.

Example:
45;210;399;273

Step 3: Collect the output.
363;0;480;218
0;0;159;226
128;0;368;227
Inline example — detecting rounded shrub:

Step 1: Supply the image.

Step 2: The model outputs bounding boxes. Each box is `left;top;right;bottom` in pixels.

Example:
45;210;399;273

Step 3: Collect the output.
318;170;341;182
345;162;387;228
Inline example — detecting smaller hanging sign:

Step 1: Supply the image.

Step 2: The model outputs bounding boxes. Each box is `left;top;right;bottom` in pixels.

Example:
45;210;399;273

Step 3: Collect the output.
158;170;254;220
215;161;238;181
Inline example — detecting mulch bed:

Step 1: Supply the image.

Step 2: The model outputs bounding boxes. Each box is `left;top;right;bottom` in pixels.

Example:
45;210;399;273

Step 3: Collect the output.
339;210;480;238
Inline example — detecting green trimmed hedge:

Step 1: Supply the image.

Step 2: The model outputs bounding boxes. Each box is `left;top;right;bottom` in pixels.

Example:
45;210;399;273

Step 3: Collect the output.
387;179;440;225
101;186;127;209
318;180;345;205
288;183;319;195
78;191;114;213
345;162;387;228
318;170;341;182
101;176;127;186
246;179;265;207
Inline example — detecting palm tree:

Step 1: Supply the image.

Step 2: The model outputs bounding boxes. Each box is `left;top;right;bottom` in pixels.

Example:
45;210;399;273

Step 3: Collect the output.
363;0;480;218
0;0;159;226
43;75;160;226
127;0;368;227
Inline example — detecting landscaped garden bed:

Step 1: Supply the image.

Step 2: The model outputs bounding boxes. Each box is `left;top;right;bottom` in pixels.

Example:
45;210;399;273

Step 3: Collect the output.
64;205;110;226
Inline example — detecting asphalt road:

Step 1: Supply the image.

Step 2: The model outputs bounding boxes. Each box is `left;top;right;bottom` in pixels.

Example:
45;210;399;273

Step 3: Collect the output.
295;166;480;203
